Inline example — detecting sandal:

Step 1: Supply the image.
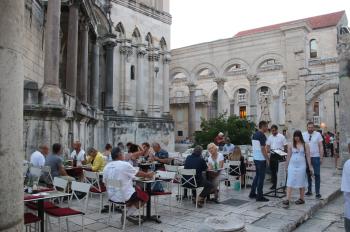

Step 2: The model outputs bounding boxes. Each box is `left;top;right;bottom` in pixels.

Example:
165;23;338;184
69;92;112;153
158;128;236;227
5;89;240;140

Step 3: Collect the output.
295;199;305;205
282;200;289;206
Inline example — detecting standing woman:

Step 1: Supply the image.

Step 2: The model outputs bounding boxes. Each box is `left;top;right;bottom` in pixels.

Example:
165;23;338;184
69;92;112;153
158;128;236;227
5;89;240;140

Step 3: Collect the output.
207;143;224;202
283;130;313;207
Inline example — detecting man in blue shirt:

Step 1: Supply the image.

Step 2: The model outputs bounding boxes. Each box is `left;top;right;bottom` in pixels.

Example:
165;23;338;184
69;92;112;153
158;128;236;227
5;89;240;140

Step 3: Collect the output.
223;138;235;154
249;121;270;202
151;142;172;164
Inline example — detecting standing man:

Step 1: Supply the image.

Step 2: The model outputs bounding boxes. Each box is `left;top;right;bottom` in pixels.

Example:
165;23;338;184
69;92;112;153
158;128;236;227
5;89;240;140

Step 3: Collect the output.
70;141;85;166
30;145;49;167
303;122;324;199
223;138;235;155
249;121;270;202
214;132;225;151
266;125;288;190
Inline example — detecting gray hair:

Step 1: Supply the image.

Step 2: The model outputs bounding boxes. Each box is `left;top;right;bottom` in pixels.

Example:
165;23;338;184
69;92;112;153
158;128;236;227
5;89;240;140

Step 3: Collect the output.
86;147;97;155
193;145;203;155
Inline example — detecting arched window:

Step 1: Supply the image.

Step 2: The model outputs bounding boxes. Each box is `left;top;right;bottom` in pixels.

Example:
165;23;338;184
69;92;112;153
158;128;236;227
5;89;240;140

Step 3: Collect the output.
115;22;125;38
310;39;318;58
130;65;135;80
197;68;214;78
145;32;153;47
160;37;167;50
132;27;141;43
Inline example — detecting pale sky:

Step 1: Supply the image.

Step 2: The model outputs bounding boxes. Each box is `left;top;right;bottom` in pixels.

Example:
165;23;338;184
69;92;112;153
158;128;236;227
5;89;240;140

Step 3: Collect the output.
170;0;350;49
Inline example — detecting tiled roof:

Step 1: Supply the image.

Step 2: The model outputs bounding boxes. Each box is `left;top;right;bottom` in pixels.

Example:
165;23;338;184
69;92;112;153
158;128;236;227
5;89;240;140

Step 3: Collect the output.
235;11;345;37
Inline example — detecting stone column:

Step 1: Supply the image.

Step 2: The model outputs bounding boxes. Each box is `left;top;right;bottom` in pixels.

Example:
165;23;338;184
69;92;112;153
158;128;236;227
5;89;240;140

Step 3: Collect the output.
272;95;280;124
103;37;116;110
187;82;197;139
148;50;161;116
0;1;24;231
136;44;147;114
65;0;79;96
337;33;350;166
247;74;258;123
91;39;100;109
78;19;89;103
119;42;133;113
214;77;227;116
162;52;171;116
41;0;62;106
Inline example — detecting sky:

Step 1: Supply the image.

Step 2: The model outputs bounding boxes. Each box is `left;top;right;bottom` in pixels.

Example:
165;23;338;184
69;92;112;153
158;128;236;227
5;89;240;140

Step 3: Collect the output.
170;0;350;49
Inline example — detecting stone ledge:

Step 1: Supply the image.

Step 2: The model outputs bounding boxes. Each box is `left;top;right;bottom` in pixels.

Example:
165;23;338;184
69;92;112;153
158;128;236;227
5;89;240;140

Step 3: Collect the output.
281;188;342;232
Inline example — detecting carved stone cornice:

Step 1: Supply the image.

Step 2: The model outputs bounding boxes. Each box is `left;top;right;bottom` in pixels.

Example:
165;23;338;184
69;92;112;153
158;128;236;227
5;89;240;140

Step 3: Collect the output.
101;34;117;48
309;57;338;66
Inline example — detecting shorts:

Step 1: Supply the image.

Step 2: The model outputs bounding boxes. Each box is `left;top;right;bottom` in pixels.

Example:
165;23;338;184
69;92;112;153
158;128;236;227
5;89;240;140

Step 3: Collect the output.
126;192;139;204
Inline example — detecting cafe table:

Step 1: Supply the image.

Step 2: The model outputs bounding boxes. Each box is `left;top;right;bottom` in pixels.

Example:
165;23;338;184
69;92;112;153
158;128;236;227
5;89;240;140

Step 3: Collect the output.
134;177;165;224
24;190;71;232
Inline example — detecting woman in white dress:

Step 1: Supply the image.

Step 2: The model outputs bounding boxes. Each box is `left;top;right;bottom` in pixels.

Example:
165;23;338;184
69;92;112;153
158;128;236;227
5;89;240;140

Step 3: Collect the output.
207;143;224;203
283;130;313;207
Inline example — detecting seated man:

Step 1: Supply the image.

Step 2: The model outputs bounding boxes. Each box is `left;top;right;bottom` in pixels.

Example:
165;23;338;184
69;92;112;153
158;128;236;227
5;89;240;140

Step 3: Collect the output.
83;147;106;172
150;142;172;165
223;138;235;155
30;145;49;167
103;147;154;224
184;145;214;208
45;143;75;182
70;141;85;166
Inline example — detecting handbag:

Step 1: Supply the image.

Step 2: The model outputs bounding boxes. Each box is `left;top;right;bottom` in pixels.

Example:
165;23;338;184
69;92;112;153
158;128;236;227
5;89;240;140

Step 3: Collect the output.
135;185;149;202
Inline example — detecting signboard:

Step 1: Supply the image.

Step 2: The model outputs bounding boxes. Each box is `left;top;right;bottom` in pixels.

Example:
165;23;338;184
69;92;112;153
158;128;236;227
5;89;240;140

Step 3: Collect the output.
276;161;287;188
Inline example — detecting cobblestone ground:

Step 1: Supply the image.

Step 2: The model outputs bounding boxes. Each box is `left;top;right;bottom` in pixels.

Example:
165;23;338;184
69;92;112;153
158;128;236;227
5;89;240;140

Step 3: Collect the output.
294;195;345;232
27;158;342;232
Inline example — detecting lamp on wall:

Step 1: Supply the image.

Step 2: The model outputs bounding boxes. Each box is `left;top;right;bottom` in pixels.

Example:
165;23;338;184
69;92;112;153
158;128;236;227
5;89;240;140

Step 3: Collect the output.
154;62;160;78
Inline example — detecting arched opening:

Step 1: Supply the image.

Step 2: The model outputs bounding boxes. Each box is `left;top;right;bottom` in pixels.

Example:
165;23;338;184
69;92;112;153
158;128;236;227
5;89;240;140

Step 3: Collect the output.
310;39;318;58
132;27;141;43
145;32;153;47
208;90;218;119
160;37;167;50
115;22;125;38
197;68;214;79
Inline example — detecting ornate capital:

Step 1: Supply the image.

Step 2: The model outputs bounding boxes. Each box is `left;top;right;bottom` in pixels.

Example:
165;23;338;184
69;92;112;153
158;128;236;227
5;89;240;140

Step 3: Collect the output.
102;34;117;48
247;74;258;82
213;77;227;86
186;81;197;92
79;18;90;31
137;44;147;58
163;52;171;64
119;45;133;56
148;51;160;62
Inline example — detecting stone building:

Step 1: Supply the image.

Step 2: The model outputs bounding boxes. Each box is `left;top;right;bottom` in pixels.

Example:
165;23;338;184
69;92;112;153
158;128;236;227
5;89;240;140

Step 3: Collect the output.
170;11;348;141
23;0;173;159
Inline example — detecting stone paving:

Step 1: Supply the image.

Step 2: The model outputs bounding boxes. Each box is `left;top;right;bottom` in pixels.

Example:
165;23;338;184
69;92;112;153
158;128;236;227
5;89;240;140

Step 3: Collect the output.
30;158;342;232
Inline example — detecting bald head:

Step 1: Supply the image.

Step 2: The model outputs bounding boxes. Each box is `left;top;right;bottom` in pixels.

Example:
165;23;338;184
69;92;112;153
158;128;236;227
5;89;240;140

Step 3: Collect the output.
39;145;49;156
151;142;161;152
73;141;81;151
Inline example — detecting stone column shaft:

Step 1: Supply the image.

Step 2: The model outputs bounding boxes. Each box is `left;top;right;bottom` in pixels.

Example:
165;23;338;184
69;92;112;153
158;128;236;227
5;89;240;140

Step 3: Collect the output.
214;77;227;115
119;44;132;111
0;0;24;230
248;74;258;123
91;40;100;109
187;82;197;139
65;1;79;96
78;20;89;103
136;45;146;113
273;95;280;124
104;41;116;109
162;52;171;115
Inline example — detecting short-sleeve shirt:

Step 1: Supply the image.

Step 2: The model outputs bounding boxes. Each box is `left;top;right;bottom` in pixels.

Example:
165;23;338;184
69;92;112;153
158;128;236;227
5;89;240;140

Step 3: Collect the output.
45;154;62;177
70;149;85;166
103;161;137;202
208;153;224;168
30;151;45;167
266;133;287;150
252;131;267;161
154;149;169;159
223;144;235;154
302;131;323;157
184;153;208;183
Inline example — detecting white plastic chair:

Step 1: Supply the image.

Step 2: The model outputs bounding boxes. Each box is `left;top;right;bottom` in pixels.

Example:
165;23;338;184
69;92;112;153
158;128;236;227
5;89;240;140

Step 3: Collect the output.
153;171;176;213
83;170;106;214
105;179;142;230
178;168;204;208
42;166;54;185
224;161;242;190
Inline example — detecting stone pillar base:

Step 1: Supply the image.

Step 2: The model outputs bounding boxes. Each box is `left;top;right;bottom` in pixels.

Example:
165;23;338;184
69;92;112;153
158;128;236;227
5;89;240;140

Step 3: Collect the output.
136;110;148;117
40;84;63;106
148;105;161;117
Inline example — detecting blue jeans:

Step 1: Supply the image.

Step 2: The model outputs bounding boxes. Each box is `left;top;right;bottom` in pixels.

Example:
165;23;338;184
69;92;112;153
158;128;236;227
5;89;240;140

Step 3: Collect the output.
307;157;321;194
250;160;266;199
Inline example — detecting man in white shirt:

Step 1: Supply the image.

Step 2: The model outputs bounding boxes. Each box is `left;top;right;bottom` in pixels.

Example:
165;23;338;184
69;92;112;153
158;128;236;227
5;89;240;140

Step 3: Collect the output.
103;147;154;224
70;141;85;166
302;122;324;199
223;138;235;154
341;158;350;232
266;125;288;190
30;145;49;167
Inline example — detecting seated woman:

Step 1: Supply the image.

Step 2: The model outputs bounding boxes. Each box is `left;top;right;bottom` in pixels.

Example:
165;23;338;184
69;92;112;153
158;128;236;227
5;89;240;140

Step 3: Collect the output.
207;143;224;203
83;147;106;172
227;146;246;187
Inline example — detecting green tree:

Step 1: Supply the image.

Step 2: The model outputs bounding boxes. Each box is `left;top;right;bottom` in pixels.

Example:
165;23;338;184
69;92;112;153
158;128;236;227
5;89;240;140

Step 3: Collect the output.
193;114;255;148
